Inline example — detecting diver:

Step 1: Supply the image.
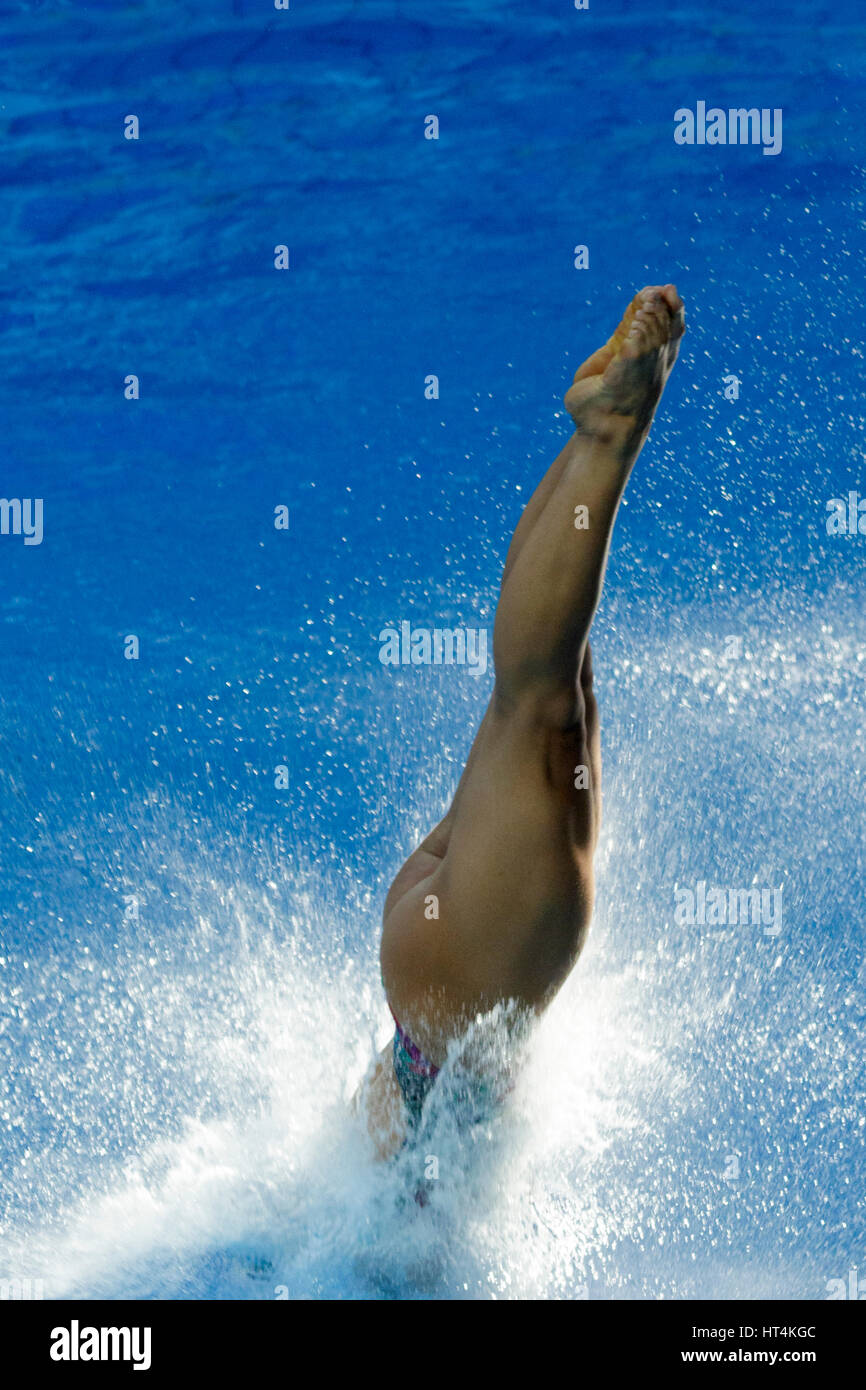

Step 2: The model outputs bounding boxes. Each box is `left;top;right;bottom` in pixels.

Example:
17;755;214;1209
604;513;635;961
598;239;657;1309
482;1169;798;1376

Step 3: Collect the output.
358;285;685;1156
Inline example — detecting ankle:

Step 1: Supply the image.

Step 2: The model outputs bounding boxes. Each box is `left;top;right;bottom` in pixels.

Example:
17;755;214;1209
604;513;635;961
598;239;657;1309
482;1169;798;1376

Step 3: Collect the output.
572;409;639;458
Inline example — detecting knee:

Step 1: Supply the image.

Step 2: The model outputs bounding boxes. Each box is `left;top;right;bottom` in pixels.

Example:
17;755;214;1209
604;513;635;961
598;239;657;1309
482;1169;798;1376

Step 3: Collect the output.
494;674;586;735
579;647;597;720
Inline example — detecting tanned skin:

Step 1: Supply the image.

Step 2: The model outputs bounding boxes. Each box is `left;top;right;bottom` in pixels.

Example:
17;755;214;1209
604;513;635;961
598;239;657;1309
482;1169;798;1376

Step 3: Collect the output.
359;285;685;1156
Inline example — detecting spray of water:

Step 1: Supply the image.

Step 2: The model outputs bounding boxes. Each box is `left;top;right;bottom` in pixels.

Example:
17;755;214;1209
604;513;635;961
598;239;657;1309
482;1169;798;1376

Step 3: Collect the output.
1;612;863;1300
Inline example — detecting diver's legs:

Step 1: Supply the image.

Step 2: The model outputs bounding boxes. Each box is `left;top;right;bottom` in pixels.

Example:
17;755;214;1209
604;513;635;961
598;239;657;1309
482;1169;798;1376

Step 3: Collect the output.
493;285;684;714
375;286;685;1076
500;438;581;587
500;287;680;587
381;303;652;917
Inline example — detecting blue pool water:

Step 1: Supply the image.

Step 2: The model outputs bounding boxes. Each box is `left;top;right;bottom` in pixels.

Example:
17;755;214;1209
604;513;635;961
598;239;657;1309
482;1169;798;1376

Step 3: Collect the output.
1;0;864;1299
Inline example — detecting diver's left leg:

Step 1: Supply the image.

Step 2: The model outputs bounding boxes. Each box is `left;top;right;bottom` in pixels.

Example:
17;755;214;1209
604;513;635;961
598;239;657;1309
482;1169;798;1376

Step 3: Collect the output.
353;1042;407;1158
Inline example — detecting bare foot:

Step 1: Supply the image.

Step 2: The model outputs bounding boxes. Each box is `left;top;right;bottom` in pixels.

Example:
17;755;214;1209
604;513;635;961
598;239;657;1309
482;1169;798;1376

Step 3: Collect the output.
564;284;685;459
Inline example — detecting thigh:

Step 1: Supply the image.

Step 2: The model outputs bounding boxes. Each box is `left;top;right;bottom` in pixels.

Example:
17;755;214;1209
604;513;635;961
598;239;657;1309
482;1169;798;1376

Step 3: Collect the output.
380;690;598;1055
